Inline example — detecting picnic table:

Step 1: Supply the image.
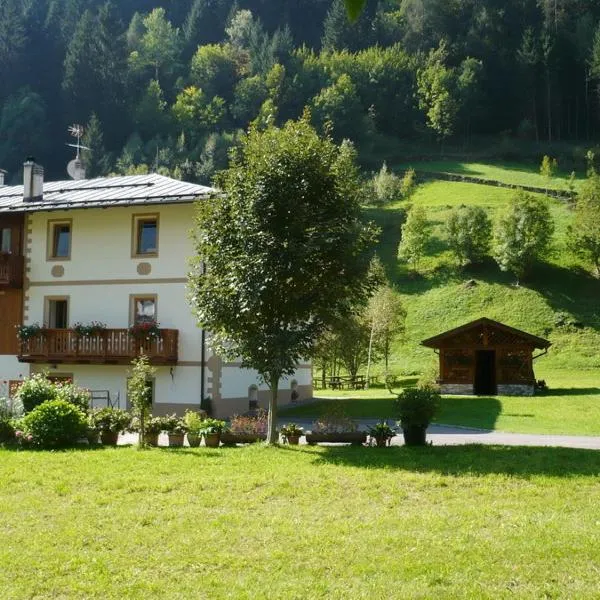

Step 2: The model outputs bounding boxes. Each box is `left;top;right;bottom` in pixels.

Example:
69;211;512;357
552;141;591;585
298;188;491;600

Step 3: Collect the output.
326;375;367;390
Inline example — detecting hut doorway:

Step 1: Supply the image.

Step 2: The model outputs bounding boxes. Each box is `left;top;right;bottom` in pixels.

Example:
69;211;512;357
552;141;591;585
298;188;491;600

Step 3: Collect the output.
475;350;496;395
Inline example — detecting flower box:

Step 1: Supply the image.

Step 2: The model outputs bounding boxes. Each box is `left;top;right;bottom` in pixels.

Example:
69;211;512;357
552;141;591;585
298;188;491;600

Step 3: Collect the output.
305;432;367;446
220;432;267;445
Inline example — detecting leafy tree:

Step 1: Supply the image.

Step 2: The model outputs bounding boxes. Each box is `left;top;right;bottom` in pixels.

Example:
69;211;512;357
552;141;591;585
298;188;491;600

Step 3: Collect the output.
366;285;406;378
398;205;430;271
188;117;376;443
232;75;268;125
493;190;554;283
400;168;417;200
311;74;364;141
128;354;156;448
334;312;372;380
539;155;558;194
370;162;404;205
172;86;227;141
190;43;239;101
446;205;492;266
128;8;180;81
567;173;600;275
417;41;459;142
134;80;169;139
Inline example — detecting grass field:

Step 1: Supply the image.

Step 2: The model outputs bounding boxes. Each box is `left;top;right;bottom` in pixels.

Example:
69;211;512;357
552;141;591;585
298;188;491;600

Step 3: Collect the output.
3;445;600;598
396;160;584;191
285;370;600;435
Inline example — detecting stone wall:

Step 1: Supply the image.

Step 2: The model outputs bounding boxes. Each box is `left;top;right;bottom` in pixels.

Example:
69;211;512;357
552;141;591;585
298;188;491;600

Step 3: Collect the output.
497;384;534;396
441;383;474;395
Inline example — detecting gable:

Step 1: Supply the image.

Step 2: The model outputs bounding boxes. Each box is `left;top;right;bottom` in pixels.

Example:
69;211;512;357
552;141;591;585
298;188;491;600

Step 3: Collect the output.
421;318;551;350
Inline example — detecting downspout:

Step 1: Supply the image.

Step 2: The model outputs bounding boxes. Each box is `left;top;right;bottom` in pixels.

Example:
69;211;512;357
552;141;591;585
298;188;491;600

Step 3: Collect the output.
200;260;206;408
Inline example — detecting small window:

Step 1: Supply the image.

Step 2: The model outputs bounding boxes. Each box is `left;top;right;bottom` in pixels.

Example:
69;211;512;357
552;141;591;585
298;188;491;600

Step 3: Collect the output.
47;298;69;329
248;385;258;410
132;295;156;325
48;221;71;259
133;215;158;256
1;228;11;253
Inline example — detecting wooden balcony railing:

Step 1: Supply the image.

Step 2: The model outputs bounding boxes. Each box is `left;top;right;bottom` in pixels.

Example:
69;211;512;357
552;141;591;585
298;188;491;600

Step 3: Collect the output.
0;254;24;288
18;329;178;365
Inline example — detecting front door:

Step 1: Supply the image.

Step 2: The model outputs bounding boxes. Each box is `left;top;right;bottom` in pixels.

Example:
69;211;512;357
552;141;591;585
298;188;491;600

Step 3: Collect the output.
474;350;496;395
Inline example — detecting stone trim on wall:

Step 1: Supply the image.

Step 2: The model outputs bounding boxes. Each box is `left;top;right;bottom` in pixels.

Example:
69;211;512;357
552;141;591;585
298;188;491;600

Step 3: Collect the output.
440;383;474;395
497;384;534;396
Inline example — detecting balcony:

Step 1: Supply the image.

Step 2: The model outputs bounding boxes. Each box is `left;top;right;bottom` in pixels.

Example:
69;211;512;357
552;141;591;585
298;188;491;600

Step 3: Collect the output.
18;328;178;365
0;254;24;288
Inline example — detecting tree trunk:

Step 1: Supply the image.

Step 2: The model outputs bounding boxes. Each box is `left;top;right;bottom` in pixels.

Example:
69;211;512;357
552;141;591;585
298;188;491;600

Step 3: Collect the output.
365;320;375;390
266;376;279;444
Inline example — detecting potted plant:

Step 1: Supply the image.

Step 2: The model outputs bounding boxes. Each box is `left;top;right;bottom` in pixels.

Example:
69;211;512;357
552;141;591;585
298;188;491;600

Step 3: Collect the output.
280;423;304;445
198;418;226;447
90;407;131;446
221;409;268;445
73;321;107;337
128;320;162;341
183;410;207;447
162;413;187;447
368;421;396;447
145;416;164;447
395;386;440;447
305;405;366;446
16;323;47;340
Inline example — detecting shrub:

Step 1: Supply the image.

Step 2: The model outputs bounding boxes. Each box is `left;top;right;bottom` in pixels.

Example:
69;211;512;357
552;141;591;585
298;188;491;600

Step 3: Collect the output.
16;374;56;413
21;399;87;448
0;396;23;419
55;383;91;414
312;404;358;433
90;408;131;433
446;205;492;266
229;409;268;435
395;387;441;429
198;418;226;435
183;410;206;435
0;418;15;444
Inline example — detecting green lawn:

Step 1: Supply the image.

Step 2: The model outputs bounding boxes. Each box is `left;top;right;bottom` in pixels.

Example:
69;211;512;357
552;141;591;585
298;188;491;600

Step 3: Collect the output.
2;445;600;598
285;370;600;435
396;160;583;192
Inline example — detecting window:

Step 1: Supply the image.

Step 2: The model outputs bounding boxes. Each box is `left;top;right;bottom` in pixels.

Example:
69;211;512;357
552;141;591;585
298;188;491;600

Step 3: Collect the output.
47;220;71;260
131;295;157;325
1;228;11;253
46;298;69;329
133;214;158;256
248;385;258;410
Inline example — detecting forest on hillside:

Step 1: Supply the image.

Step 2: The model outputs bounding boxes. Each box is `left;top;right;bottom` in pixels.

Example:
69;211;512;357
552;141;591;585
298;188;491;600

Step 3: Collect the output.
2;0;600;182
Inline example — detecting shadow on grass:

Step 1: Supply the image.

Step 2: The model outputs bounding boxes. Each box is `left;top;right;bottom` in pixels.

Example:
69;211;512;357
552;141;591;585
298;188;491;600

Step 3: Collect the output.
547;387;600;396
436;396;502;430
363;205;405;282
308;444;600;477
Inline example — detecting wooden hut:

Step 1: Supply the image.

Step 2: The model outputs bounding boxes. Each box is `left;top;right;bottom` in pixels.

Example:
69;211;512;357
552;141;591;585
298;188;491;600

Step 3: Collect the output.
421;318;551;396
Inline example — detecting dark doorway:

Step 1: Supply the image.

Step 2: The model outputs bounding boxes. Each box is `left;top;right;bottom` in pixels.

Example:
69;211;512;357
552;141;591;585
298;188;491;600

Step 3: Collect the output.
475;350;496;395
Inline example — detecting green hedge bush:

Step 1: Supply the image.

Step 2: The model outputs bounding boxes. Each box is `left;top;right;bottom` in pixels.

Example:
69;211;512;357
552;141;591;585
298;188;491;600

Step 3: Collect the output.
21;399;87;448
16;374;91;414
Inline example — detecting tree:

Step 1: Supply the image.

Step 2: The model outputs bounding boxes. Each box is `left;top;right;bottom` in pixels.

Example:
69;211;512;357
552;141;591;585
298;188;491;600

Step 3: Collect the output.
128;8;180;82
365;285;406;379
172;86;227;142
446;205;492;266
190;43;239;101
128;354;156;448
398;205;430;271
82;113;110;178
539;155;558;194
333;312;372;380
188;117;377;443
370;162;404;205
134;80;169;139
493;190;554;283
567;173;600;276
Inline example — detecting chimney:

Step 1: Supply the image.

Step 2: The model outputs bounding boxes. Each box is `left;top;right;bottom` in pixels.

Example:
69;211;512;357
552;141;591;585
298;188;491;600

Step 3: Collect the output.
23;157;43;201
0;170;6;186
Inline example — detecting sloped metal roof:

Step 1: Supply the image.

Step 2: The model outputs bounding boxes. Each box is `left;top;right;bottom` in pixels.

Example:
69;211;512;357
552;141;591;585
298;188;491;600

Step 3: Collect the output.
0;173;215;213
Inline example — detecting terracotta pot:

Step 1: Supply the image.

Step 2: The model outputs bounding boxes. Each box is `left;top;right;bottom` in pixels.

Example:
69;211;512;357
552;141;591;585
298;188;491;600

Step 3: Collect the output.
187;433;201;447
204;432;221;448
286;435;301;445
100;430;119;446
305;432;367;446
402;426;427;447
168;433;185;447
145;433;159;447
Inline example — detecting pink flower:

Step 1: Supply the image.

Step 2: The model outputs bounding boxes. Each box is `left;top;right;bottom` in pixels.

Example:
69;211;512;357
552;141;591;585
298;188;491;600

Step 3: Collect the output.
15;430;23;438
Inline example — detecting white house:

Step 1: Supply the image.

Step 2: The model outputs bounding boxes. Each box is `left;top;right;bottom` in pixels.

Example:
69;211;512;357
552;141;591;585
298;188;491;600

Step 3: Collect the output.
0;160;312;418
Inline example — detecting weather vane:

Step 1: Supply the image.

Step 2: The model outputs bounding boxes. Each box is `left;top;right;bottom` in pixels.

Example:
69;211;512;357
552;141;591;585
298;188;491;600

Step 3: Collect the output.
66;124;89;159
